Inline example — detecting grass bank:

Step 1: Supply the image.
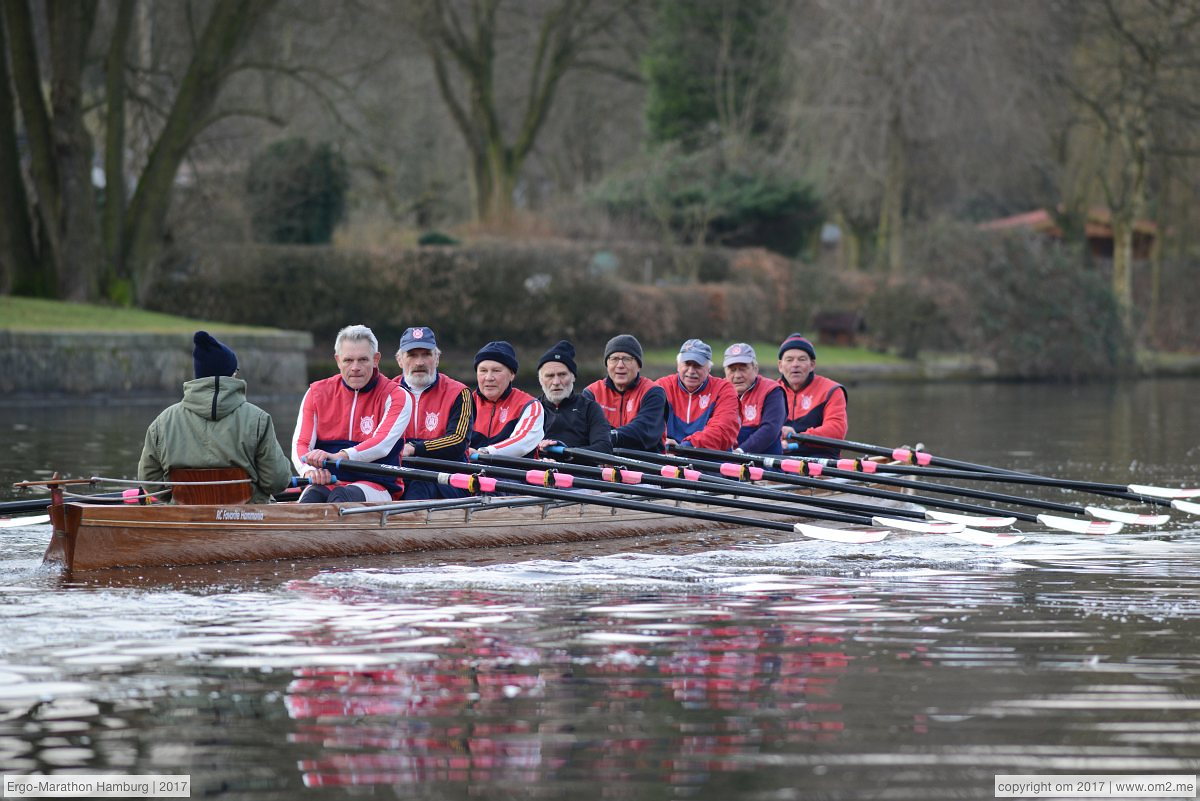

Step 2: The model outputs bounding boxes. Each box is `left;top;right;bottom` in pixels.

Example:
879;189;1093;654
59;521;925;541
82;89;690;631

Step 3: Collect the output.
0;296;282;334
642;342;905;370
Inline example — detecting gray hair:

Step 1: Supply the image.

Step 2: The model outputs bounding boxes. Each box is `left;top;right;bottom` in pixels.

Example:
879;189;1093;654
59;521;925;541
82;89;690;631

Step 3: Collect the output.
334;324;378;356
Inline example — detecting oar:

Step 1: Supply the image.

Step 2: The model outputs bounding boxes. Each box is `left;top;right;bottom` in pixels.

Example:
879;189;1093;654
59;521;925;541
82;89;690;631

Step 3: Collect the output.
790;432;1198;507
477;452;1026;548
315;456;892;544
776;455;1174;525
403;454;973;537
667;445;1137;526
474;451;968;525
543;447;1034;540
0;514;51;528
609;446;1120;536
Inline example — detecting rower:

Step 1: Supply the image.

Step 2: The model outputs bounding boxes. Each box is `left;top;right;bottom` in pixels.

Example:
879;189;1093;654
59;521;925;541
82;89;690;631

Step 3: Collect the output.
293;325;413;502
138;331;292;504
777;332;847;458
655;338;740;452
534;340;612;453
722;342;785;455
393;326;474;500
582;334;667;452
469;340;545;458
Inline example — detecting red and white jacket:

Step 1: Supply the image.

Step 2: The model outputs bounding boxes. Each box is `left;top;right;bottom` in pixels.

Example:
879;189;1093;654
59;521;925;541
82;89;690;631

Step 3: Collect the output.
655;374;741;451
470;385;544;457
292;369;412;492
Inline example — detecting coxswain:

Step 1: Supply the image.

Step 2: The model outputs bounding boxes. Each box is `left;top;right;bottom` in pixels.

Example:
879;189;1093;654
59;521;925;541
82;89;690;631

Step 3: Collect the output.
138;331;292;503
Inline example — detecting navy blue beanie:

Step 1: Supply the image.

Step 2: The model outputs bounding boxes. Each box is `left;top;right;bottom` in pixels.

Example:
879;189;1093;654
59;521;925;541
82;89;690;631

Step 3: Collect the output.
193;331;238;379
778;332;816;360
474;340;519;373
537;339;577;376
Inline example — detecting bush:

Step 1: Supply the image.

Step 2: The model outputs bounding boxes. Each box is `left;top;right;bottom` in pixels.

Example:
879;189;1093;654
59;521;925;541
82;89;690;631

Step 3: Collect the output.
149;240;811;354
591;146;823;258
245;138;348;244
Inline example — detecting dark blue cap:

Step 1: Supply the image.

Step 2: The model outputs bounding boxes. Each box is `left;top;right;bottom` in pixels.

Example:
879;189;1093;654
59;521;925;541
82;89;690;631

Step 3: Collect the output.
399;326;438;352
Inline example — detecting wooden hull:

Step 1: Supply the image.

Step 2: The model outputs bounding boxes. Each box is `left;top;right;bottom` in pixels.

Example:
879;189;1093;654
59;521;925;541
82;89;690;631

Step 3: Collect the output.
42;498;736;572
44;483;903;572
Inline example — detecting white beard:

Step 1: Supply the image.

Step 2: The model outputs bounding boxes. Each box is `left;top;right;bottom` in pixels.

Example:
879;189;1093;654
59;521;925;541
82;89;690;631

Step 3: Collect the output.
405;369;436;391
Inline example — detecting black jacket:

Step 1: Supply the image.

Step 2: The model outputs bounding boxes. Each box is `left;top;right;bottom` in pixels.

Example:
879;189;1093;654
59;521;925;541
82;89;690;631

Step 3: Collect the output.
539;392;613;454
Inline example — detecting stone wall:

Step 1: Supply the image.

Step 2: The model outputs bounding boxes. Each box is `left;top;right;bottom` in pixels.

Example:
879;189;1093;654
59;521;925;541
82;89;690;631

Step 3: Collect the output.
0;330;313;396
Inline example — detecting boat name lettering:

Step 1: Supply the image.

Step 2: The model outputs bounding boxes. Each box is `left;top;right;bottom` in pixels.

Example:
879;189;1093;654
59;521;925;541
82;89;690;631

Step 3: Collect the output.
216;508;266;521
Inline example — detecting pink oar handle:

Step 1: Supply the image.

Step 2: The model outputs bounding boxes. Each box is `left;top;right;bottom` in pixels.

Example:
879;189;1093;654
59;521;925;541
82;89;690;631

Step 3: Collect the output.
601;468;643;484
892;447;932;466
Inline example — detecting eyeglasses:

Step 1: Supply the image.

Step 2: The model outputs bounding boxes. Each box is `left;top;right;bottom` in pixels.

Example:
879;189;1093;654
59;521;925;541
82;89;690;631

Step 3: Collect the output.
606;355;637;365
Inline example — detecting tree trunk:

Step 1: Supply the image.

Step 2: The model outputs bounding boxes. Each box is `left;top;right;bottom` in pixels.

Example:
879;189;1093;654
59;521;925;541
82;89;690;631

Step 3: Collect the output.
47;0;103;302
0;7;42;295
102;0;135;301
877;110;906;274
125;0;274;304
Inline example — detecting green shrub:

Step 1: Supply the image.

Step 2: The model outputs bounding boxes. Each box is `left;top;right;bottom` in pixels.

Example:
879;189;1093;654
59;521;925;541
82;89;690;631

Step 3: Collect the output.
245;138;348;245
591;146;822;258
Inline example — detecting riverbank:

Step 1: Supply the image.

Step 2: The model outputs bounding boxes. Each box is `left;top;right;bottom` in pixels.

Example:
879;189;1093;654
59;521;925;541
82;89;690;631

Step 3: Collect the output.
4;296;1199;395
0;297;311;395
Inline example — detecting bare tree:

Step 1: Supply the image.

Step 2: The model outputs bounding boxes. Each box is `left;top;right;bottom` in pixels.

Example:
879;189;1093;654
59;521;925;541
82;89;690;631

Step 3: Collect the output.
0;0;278;303
1049;0;1200;329
784;0;1049;273
407;0;640;225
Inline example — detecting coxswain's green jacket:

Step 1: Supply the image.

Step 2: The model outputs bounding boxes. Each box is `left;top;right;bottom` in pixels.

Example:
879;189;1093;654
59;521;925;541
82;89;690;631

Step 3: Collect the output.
138;376;292;503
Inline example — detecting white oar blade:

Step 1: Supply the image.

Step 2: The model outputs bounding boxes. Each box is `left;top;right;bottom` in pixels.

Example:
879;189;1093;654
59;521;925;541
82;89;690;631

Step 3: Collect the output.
1084;506;1170;526
943;528;1025;547
1171;499;1200;515
0;514;50;528
1036;514;1123;535
1127;484;1200;499
871;516;965;534
924;510;1017;528
794;523;889;544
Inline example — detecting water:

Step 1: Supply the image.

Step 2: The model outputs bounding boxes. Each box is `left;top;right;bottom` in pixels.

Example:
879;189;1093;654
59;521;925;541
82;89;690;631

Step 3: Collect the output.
0;379;1198;799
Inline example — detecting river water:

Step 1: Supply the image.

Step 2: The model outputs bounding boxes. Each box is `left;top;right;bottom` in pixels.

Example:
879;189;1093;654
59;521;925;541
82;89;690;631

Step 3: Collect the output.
0;379;1198;800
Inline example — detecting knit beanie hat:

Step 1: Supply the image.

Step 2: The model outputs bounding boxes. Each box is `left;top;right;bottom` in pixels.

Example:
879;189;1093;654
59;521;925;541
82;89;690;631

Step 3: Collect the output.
474;340;519;373
193;331;238;379
537;339;577;375
778;332;816;360
604;334;644;367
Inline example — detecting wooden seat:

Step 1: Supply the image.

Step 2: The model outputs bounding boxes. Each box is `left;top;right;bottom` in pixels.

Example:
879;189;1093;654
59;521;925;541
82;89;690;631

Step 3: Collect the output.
168;467;253;505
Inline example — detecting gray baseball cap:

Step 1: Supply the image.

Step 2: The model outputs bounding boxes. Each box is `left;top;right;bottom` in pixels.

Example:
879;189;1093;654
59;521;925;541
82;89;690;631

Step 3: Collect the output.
678;338;712;364
722;342;757;367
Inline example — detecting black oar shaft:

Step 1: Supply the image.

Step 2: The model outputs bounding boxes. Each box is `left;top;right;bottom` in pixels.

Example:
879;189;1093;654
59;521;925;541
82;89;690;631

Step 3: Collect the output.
404;456;871;526
786;434;1173;508
328;458;814;534
671;447;1085;515
598;447;1041;523
473;452;926;521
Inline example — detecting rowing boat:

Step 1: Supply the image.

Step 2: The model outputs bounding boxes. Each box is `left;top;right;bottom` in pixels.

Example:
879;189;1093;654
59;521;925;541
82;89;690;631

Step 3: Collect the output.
41;481;908;573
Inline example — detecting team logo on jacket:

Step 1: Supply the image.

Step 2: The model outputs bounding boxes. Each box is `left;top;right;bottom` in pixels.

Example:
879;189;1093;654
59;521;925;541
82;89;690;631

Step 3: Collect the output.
626;399;634;412
801;395;813;411
744;404;757;422
424;411;440;432
360;415;375;434
499;408;509;423
698;394;710;410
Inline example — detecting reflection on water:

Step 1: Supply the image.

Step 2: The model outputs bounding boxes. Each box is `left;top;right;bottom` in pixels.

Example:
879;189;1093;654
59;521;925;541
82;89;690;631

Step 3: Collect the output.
0;379;1199;798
